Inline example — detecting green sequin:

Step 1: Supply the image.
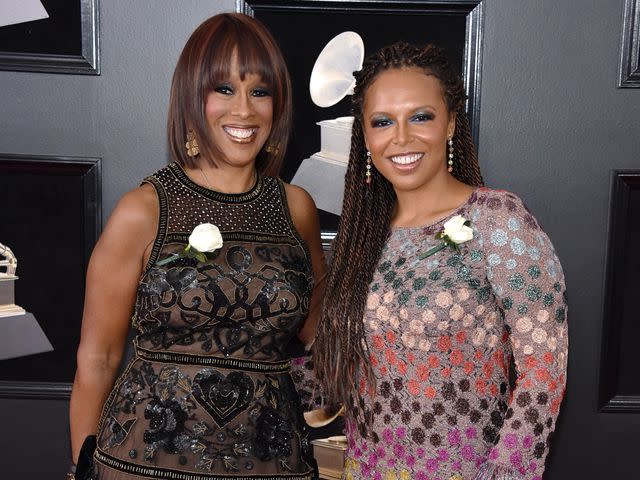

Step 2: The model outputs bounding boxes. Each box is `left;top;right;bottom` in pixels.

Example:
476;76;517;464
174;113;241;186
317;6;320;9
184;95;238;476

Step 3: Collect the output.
443;279;454;289
470;250;483;262
457;265;471;281
399;290;411;305
555;306;566;323
378;261;392;273
528;265;541;279
413;278;427;291
508;273;525;291
503;297;513;310
467;278;481;289
395;257;407;267
447;254;463;267
384;271;396;283
371;284;380;292
416;295;428;307
392;278;403;289
517;304;528;314
406;270;415;279
429;270;443;281
526;284;542;301
554;282;562;293
543;293;554;306
477;286;491;302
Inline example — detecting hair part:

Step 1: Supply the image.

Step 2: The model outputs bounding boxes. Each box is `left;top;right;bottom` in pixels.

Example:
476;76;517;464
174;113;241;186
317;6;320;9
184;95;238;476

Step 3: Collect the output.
313;42;484;436
167;13;292;176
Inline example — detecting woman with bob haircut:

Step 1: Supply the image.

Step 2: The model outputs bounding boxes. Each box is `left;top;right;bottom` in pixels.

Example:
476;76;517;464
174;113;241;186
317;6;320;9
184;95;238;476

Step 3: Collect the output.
69;13;325;480
314;42;567;480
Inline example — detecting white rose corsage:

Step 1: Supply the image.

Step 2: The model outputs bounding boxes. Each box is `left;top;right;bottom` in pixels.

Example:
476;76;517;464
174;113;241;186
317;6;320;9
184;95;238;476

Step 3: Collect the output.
156;223;223;266
419;215;473;260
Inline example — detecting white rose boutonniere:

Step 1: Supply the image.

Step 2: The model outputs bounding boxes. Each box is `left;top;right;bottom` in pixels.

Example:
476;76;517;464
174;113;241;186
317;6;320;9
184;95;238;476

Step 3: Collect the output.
156;223;223;266
419;215;473;260
188;223;223;253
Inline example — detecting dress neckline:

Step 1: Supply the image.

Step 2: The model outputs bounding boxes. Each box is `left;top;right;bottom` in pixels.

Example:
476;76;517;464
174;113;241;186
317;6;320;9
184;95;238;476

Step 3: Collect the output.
390;188;480;234
169;162;264;204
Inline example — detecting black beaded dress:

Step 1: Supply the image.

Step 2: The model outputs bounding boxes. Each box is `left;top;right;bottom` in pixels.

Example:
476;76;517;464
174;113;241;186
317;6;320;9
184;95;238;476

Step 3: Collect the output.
93;163;318;480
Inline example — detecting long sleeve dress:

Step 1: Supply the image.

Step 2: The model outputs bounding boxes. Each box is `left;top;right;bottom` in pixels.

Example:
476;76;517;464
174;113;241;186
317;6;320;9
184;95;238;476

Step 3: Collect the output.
344;188;568;480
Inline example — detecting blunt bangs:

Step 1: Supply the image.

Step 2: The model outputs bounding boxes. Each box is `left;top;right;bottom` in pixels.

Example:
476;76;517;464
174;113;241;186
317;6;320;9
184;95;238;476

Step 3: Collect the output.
201;22;275;93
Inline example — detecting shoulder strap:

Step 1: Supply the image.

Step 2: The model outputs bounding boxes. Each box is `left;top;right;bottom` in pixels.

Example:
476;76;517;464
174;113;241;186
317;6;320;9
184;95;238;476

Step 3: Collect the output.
140;169;170;273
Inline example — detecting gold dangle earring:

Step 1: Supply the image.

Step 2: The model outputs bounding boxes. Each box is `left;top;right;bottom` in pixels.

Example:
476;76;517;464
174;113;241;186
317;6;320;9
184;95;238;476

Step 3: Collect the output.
447;137;454;173
365;151;372;185
265;144;280;155
186;129;200;158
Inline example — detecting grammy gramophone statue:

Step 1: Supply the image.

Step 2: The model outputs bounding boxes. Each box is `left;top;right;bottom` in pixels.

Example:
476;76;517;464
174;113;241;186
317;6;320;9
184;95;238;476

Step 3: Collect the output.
291;31;364;216
0;242;26;317
0;242;52;360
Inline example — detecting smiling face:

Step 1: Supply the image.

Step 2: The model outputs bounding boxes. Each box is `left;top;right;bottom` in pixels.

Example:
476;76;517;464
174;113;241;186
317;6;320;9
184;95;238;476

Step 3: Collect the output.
204;54;274;169
362;67;455;194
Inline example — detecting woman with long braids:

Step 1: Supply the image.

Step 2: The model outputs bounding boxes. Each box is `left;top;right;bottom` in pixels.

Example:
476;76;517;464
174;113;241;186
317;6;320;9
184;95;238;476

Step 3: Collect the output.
314;43;567;480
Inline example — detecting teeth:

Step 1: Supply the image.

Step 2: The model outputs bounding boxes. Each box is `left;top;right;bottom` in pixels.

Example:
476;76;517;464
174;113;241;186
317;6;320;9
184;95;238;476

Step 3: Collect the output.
224;127;256;139
390;153;423;165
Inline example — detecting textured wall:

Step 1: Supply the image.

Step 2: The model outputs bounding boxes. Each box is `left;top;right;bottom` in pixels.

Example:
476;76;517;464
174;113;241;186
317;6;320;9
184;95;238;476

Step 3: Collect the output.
1;0;639;478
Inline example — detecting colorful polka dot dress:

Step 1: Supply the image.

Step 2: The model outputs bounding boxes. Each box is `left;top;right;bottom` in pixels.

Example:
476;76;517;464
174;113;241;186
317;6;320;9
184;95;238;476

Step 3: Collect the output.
344;188;567;480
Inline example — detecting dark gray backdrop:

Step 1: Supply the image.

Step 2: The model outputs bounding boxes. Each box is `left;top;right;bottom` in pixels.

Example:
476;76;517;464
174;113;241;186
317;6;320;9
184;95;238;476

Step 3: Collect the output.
0;0;639;477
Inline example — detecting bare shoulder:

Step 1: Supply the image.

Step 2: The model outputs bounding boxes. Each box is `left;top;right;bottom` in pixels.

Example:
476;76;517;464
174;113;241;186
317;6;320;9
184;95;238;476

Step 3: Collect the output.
99;184;158;256
283;182;317;222
283;182;316;212
282;182;320;242
116;182;157;217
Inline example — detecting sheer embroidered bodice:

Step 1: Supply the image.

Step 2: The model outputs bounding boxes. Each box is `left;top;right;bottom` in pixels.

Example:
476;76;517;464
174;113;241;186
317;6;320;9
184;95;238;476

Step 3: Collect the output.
94;163;317;479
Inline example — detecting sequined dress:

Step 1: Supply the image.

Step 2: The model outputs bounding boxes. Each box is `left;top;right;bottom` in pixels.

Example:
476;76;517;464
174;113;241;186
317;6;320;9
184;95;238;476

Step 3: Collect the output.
94;163;318;479
344;188;568;480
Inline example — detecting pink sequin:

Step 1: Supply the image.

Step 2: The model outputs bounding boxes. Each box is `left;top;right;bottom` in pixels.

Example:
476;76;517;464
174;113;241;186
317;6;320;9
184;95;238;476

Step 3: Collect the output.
504;433;518;449
393;443;406;458
437;449;449;462
461;444;475;461
510;450;523;468
447;429;461;446
426;458;439;472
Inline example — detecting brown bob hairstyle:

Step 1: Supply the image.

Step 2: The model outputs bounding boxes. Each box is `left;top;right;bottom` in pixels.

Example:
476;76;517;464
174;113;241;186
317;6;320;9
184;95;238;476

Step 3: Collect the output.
167;13;292;176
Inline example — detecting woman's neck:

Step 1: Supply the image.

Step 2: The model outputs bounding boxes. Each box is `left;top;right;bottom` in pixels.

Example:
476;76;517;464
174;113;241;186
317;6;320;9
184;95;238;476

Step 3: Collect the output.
391;175;475;228
186;161;258;194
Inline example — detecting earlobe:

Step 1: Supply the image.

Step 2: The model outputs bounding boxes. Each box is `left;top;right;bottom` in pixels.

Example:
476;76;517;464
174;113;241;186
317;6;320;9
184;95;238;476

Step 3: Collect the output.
448;112;457;138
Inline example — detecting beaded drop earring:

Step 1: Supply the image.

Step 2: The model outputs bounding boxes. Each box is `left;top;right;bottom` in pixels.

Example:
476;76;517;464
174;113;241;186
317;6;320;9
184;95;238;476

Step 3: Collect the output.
365;151;372;185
